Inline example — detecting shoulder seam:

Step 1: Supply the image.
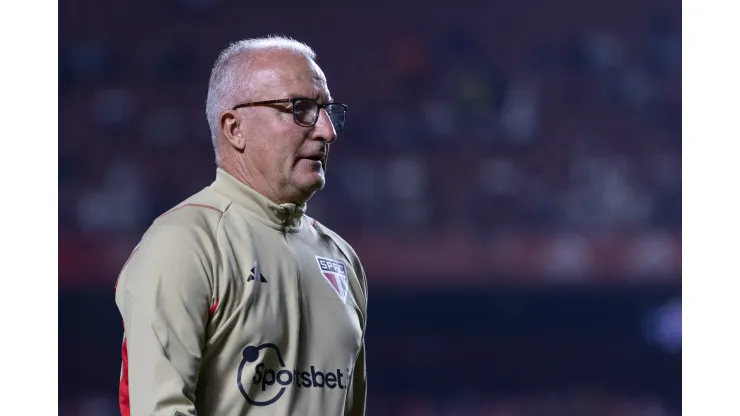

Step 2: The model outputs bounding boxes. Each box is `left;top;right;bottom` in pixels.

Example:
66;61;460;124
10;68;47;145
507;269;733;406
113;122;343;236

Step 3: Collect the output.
156;203;224;220
210;201;229;299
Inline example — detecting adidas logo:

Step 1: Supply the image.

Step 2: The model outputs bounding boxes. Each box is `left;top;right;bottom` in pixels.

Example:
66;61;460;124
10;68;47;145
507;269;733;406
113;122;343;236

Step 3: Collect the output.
247;264;267;283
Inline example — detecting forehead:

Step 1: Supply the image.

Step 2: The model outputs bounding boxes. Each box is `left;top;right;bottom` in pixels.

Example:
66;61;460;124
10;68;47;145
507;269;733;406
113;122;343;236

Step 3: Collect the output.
246;50;331;100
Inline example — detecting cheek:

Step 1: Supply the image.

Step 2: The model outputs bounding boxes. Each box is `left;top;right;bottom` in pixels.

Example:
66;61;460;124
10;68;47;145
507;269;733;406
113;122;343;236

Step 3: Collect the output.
252;120;308;173
268;136;302;173
245;139;284;175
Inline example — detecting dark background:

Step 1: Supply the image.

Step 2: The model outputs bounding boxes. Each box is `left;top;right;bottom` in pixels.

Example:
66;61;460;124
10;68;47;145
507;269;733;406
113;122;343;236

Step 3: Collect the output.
59;0;681;414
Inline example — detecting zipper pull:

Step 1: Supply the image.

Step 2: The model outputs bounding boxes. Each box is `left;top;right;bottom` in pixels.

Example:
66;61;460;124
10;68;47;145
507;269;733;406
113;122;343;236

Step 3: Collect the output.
281;207;292;227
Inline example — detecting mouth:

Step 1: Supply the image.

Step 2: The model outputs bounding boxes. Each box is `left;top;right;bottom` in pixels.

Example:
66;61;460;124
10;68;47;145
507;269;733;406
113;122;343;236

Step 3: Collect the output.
300;154;326;167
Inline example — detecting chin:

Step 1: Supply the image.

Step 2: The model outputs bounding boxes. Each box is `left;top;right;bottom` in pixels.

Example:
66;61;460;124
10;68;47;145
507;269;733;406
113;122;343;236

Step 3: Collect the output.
306;175;326;191
296;173;326;194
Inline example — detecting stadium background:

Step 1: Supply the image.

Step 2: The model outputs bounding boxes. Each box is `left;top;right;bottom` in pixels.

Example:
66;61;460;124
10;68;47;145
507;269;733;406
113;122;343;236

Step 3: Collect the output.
59;0;681;414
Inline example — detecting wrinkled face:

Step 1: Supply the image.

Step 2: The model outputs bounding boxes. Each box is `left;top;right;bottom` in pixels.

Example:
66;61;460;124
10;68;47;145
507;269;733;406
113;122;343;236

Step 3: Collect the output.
224;50;338;204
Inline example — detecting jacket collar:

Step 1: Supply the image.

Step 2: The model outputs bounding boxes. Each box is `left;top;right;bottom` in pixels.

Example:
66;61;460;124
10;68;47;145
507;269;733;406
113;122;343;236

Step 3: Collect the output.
211;168;305;230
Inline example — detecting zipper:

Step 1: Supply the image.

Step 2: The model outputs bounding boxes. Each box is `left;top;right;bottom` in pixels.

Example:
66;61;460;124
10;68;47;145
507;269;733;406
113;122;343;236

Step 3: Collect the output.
281;207;292;232
279;208;303;312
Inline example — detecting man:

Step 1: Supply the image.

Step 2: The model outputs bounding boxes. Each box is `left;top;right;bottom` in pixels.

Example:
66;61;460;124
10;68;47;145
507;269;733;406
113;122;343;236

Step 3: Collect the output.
114;35;368;416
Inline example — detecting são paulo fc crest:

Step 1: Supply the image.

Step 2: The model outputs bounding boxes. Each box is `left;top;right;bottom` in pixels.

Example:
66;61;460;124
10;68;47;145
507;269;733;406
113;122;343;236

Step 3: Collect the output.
315;256;349;303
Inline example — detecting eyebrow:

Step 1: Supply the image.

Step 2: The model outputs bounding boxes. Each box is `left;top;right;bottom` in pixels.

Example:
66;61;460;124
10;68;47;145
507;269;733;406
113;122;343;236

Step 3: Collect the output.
288;93;334;104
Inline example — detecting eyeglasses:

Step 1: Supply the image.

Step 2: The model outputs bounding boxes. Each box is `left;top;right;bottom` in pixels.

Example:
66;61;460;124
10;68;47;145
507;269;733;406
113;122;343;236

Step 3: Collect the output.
232;98;348;132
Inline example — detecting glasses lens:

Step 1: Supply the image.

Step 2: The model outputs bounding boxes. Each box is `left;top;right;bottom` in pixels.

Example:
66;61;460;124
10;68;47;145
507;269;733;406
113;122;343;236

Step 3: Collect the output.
292;99;318;126
325;103;346;132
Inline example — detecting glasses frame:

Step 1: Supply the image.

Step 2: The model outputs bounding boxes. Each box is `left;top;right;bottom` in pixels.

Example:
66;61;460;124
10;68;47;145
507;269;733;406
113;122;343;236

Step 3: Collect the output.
232;98;348;132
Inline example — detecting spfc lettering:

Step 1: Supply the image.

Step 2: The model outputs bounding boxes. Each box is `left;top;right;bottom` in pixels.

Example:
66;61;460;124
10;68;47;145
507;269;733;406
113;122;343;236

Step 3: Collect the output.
315;256;349;303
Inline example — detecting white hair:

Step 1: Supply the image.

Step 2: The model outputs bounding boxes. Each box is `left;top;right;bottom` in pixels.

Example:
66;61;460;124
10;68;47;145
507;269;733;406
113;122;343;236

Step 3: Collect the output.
205;35;317;161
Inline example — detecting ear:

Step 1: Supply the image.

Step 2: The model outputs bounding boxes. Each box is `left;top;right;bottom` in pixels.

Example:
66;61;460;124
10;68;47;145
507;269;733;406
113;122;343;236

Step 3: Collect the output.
221;110;246;151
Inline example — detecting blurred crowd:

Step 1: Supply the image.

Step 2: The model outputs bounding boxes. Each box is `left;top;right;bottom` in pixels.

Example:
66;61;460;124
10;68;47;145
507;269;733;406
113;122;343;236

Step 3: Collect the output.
59;0;680;236
59;0;681;286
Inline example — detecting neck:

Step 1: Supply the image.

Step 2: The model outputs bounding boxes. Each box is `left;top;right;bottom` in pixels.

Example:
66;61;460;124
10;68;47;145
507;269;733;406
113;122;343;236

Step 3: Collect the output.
217;157;311;206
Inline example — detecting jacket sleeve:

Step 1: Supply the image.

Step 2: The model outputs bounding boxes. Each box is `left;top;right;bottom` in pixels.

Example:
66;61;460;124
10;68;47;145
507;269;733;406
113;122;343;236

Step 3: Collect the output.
115;224;215;416
345;341;367;416
345;257;369;416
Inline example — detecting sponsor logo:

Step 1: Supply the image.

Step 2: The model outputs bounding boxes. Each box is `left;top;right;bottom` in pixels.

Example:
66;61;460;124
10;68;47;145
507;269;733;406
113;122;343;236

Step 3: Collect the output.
237;343;351;406
315;256;349;303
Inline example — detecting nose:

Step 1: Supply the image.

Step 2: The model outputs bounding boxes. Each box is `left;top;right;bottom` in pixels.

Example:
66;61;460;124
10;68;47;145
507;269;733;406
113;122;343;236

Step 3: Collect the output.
313;108;338;144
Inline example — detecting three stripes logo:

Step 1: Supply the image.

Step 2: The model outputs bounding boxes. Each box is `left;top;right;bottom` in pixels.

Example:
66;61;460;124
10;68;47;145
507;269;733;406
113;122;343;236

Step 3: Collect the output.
247;261;267;283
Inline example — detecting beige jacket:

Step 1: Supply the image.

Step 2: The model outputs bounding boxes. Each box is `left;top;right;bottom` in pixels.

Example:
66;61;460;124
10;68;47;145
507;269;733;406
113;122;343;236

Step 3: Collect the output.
115;168;368;416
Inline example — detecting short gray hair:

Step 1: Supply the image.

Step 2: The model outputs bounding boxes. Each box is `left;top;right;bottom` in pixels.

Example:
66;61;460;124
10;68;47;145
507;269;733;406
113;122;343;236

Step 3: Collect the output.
205;35;317;160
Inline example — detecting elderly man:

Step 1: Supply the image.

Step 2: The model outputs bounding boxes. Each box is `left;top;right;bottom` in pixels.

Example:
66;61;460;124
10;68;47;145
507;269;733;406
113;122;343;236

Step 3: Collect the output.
115;35;368;416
